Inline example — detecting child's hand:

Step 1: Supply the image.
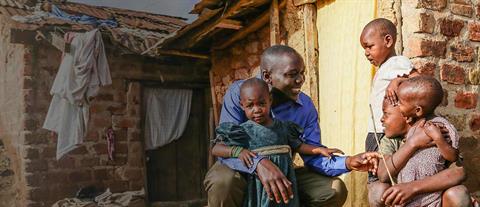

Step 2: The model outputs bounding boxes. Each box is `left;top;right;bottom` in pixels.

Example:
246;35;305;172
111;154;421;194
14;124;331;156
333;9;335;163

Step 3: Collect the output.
424;121;443;142
313;147;344;158
238;149;257;168
386;79;401;105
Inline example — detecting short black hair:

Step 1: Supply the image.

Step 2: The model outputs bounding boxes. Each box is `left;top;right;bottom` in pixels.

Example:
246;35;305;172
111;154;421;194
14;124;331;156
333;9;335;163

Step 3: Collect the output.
362;18;397;41
400;76;444;114
240;78;270;98
260;45;303;73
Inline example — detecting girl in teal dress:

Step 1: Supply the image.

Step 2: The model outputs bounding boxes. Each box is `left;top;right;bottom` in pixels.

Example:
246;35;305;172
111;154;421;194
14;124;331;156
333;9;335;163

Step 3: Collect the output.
212;78;343;207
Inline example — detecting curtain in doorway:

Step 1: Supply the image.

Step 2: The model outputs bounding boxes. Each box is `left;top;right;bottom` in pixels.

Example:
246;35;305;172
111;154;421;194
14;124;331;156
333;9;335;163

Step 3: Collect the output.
144;88;192;150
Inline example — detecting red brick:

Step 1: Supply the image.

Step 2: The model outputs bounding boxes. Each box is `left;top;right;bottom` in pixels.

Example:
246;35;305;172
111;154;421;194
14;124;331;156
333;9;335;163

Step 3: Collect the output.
116;142;128;154
24;148;40;160
80;157;100;167
470;113;480;131
439;18;464;37
114;129;127;141
69;170;92;182
107;104;126;115
413;61;436;76
41;146;56;158
94;143;108;154
129;181;145;191
451;3;473;17
124;168;143;180
440;64;465;84
92;116;112;128
113;117;136;128
94;168;110;180
69;145;88;155
24;131;50;145
25;159;48;172
417;0;446;11
454;91;478;109
103;180;129;193
417;12;435;33
26;173;46;187
46;171;69;183
468;22;480;41
54;156;76;169
22;76;34;89
95;94;114;101
407;38;446;58
451;43;475;62
128;130;141;141
85;130;99;142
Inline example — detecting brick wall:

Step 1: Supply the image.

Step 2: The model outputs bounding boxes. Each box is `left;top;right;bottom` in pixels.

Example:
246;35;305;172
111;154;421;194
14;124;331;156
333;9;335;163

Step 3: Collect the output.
0;21;208;206
401;0;480;194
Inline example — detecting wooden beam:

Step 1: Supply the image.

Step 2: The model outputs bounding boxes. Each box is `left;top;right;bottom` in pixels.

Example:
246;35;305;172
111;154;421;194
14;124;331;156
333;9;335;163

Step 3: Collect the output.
156;49;210;59
214;0;286;50
302;3;320;109
293;0;317;6
209;70;219;126
179;0;251;49
270;0;280;46
215;19;243;30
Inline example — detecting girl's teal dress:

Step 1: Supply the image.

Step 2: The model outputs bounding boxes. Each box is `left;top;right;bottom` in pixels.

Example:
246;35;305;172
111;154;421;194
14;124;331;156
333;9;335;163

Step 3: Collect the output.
216;119;303;207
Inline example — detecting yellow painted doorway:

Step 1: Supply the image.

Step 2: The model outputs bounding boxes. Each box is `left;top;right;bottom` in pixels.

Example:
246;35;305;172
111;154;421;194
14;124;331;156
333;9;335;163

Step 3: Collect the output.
316;0;376;206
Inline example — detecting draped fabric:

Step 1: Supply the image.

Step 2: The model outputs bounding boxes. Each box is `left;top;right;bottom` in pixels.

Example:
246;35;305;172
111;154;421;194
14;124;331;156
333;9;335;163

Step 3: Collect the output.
43;29;111;159
144;88;192;150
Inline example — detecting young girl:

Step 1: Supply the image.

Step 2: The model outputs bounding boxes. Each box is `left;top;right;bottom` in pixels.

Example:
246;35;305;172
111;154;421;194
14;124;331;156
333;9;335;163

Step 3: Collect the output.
212;78;343;207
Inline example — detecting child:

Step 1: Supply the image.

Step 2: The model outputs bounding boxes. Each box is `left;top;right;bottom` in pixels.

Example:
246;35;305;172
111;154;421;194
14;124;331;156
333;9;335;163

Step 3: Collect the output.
212;78;343;207
395;76;459;207
360;18;416;183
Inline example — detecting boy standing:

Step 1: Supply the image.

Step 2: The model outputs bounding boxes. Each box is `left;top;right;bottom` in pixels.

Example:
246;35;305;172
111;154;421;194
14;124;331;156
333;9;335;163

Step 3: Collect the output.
360;18;414;183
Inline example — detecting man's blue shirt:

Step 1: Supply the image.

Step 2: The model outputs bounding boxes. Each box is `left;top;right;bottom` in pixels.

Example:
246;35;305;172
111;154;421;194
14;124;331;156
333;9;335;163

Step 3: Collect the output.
218;79;350;177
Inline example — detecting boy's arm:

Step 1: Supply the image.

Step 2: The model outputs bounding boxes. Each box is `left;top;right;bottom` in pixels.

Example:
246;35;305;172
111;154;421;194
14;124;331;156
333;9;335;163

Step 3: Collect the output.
378;125;432;182
296;144;344;158
382;163;466;206
434;138;458;162
424;122;458;162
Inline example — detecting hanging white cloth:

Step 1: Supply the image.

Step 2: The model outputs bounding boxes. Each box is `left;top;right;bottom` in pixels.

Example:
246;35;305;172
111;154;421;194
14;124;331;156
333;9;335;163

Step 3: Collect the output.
43;29;111;159
144;88;192;150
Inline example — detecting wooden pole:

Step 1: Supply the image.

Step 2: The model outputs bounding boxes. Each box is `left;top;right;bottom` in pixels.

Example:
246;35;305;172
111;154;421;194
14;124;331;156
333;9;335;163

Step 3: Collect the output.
209;70;219;126
302;3;320;110
270;0;280;46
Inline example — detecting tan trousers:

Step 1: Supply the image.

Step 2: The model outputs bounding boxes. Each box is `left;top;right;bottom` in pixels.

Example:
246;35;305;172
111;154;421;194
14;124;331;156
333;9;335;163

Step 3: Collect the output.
204;161;348;207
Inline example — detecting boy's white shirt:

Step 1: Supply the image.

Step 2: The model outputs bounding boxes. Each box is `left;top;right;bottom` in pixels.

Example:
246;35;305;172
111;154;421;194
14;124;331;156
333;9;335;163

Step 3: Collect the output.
368;56;413;133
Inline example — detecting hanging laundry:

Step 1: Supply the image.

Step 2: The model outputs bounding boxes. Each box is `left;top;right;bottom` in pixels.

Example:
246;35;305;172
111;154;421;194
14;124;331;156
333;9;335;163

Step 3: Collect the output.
43;29;112;159
143;88;192;150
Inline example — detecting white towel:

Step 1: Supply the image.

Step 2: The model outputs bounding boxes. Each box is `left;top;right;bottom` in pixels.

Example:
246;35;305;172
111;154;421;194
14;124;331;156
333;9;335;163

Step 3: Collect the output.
43;29;111;159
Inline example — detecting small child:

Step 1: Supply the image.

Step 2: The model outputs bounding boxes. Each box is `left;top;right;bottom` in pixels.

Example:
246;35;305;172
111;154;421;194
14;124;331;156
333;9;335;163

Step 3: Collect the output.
212;78;343;207
396;76;459;207
360;18;416;183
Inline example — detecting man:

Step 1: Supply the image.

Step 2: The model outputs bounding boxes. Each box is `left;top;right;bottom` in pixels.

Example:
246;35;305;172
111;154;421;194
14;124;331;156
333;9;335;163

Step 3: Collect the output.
204;45;380;207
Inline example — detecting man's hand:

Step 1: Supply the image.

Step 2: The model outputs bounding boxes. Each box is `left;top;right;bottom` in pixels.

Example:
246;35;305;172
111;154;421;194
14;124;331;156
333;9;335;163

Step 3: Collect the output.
312;147;344;158
382;183;418;206
256;159;293;204
345;152;381;174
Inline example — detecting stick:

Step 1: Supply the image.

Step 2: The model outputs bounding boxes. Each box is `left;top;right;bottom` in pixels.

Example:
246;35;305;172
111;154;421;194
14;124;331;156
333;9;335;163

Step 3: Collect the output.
369;104;396;185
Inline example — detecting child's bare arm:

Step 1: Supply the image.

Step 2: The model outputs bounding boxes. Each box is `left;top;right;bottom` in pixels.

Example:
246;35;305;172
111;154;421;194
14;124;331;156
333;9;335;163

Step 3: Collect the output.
212;143;257;167
424;122;458;162
296;144;344;158
211;143;233;158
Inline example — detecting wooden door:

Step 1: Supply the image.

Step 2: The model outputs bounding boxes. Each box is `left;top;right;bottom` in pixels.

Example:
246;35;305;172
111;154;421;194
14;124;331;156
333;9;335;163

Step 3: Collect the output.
316;0;376;206
145;88;208;206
